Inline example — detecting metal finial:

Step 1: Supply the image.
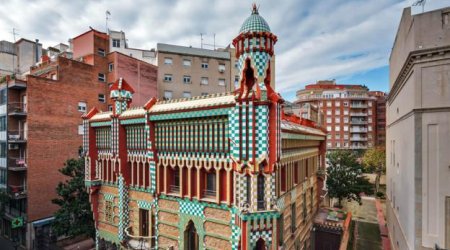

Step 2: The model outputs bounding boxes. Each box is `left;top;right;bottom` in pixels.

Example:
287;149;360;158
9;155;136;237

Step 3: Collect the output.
252;3;259;14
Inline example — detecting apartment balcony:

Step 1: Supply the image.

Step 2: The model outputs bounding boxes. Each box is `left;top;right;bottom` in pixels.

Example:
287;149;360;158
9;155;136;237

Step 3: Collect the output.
350;120;367;125
8;103;27;117
4;207;27;221
7;77;27;90
8;130;26;143
350;137;368;141
350;127;368;133
124;227;154;250
350;103;368;108
8;157;27;171
8;185;27;199
350;112;367;117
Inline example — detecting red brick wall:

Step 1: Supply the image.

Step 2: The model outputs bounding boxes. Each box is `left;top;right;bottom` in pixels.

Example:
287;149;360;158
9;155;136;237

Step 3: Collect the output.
109;52;158;107
26;57;108;221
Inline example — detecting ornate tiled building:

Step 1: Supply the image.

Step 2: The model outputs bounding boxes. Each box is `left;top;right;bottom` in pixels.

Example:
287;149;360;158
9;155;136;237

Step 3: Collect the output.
83;5;326;250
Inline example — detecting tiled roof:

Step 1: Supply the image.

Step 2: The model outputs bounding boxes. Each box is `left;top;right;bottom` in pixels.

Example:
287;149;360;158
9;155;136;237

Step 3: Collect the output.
239;12;271;33
157;43;230;60
149;93;235;113
121;107;145;118
91;111;112;121
281;120;326;137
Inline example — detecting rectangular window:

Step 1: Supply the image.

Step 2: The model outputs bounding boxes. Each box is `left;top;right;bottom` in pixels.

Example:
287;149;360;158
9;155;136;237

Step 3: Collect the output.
164;57;173;65
278;214;284;246
183;59;191;67
326;101;332;107
98;94;105;103
139;209;149;236
336;101;341;107
344;117;349;123
344;126;348;132
164;74;173;82
205;172;216;197
0;89;6;105
326;110;332;115
201;62;208;69
291;203;296;233
78;102;87;112
326;117;332;123
108;105;113;111
98;73;106;82
344;109;349;115
108;63;114;72
201;92;208;96
335;134;340;139
164;91;173;100
335;126;340;132
182;92;191;98
183;75;191;84
218;78;226;86
335;109;341;115
218;63;225;72
112;39;120;48
105;201;113;223
234;75;239;86
78;124;84;135
344;134;349;140
0;117;5;131
201;77;209;85
335;117;340;123
344;101;349;107
98;48;105;57
326;126;332;132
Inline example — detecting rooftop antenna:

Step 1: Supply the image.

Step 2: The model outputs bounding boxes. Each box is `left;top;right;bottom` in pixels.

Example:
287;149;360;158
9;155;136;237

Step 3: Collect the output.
106;10;111;33
10;28;19;75
413;0;426;13
200;33;204;48
213;33;216;50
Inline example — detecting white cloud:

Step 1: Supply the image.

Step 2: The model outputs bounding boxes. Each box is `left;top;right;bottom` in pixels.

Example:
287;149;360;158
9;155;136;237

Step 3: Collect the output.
1;0;449;100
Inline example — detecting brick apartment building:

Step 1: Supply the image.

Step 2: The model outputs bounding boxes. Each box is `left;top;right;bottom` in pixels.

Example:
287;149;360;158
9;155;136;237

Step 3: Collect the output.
0;28;157;249
296;80;386;150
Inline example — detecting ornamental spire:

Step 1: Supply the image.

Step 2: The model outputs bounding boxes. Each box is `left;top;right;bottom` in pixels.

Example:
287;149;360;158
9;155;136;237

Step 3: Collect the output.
252;3;259;14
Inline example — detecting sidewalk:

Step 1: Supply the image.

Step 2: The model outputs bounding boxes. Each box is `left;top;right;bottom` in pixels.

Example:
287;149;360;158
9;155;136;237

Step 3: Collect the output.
375;199;391;250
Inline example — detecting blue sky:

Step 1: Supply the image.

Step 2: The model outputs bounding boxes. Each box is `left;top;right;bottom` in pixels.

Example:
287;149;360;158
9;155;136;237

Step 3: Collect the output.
0;0;449;101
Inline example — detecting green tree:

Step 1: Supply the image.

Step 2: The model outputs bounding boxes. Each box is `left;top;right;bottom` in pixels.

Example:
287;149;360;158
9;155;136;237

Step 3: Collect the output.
52;158;95;239
326;150;369;207
362;146;386;193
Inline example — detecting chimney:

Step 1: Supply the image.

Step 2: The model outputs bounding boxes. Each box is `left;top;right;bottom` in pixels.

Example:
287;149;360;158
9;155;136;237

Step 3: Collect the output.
35;39;39;63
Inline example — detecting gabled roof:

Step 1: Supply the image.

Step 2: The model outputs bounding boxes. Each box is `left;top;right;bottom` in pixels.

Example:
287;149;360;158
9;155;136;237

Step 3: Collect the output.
110;77;135;94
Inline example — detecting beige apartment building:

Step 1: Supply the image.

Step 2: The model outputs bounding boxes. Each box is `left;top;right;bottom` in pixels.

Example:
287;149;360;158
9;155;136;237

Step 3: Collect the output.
387;6;450;250
156;43;234;99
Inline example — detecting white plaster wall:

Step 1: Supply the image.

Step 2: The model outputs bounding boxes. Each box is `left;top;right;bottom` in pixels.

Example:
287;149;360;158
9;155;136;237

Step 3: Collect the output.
386;114;416;250
421;111;450;248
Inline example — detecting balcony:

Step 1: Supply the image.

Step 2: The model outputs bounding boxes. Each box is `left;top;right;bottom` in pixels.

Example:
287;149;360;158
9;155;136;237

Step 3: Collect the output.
350;112;367;117
350;127;368;133
8;185;27;199
350;103;368;108
350;120;367;125
350;145;367;149
124;226;154;250
4;207;27;221
8;103;27;117
8;130;26;143
350;137;368;141
8;157;27;171
7;77;27;90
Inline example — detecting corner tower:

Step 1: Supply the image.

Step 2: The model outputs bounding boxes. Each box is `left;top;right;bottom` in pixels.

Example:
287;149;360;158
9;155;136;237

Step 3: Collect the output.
232;3;277;100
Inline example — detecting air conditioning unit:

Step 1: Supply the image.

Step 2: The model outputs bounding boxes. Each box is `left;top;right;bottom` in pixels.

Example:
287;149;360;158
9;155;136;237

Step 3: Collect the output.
8;144;19;150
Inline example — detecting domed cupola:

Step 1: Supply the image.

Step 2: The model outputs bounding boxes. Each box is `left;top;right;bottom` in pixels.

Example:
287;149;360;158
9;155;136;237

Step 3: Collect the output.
233;3;277;100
